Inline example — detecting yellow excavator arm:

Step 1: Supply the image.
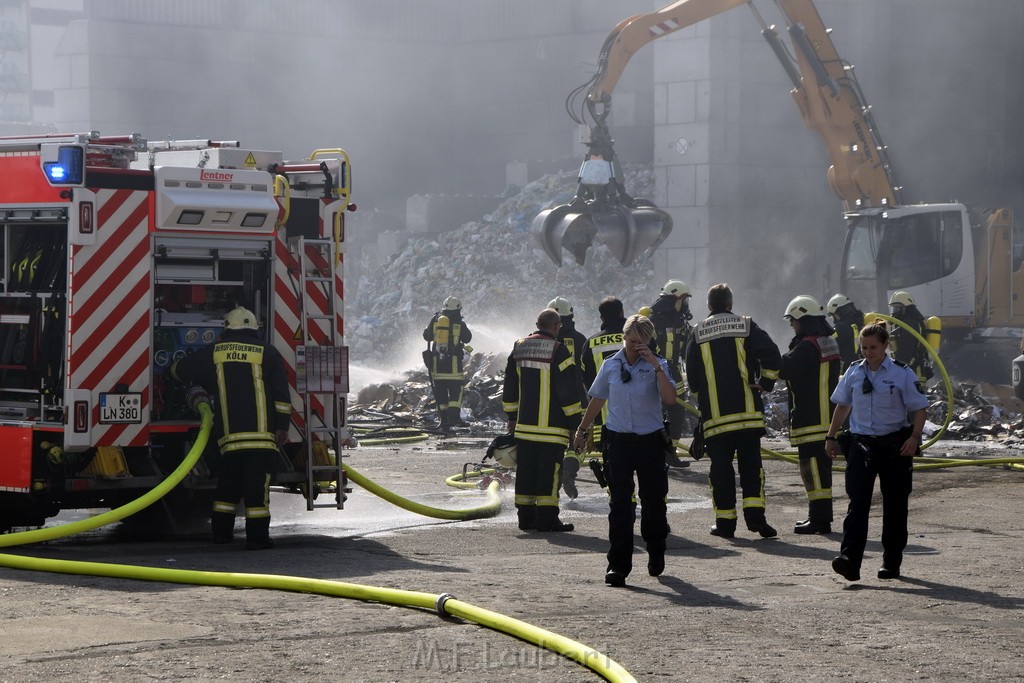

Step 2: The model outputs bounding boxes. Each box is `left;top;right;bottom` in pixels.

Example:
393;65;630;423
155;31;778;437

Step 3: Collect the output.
586;0;752;108
769;0;902;209
534;0;904;266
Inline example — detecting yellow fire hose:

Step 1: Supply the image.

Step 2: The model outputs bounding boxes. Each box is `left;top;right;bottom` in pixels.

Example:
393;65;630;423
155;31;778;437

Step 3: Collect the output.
344;462;501;520
0;402;636;682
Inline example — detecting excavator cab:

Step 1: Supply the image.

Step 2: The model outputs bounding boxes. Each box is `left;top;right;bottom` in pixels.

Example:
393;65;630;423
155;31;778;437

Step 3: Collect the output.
533;96;672;267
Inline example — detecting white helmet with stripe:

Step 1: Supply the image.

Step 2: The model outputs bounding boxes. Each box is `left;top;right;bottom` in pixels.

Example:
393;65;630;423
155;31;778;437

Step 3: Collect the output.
783;295;823;320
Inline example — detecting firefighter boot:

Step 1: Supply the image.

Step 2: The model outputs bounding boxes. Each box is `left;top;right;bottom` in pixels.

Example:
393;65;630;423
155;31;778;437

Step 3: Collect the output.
447;407;467;428
794;499;832;534
516;504;537;531
709;518;736;538
535;506;574;532
745;511;778;539
212;511;236;544
245;517;275;550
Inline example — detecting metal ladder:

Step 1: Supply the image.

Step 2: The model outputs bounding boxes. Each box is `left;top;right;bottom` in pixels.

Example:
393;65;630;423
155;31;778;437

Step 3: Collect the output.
293;235;348;510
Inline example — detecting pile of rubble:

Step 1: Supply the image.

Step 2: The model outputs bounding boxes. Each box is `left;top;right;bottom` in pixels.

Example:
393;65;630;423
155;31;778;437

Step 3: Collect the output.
346;165;660;367
758;379;1024;442
350;352;509;433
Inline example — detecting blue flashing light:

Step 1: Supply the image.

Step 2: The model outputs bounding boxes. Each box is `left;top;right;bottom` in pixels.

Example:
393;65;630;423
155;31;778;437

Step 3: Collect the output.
42;145;84;185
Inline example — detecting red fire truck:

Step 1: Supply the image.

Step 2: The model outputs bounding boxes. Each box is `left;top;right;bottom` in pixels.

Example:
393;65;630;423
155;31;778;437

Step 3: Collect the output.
0;132;353;533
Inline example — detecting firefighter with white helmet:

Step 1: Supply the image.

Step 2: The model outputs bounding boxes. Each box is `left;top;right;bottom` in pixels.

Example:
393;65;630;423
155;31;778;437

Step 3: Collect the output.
888;291;931;380
171;306;291;549
645;279;693;467
422;296;473;430
547;296;588;373
779;295;841;535
826;293;865;368
547;296;589;498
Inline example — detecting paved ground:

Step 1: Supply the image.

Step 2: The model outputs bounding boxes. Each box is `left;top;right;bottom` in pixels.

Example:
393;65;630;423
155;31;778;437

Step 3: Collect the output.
1;435;1022;682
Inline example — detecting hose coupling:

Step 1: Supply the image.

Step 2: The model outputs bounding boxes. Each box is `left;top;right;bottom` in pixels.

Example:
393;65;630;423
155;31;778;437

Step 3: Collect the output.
435;592;456;618
186;386;212;413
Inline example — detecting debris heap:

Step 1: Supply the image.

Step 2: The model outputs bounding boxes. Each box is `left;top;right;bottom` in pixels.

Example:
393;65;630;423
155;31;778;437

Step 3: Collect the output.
347;165;661;367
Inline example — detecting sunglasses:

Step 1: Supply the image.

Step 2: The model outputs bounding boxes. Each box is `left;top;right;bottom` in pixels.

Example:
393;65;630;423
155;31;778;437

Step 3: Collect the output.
619;362;632;384
862;377;873;394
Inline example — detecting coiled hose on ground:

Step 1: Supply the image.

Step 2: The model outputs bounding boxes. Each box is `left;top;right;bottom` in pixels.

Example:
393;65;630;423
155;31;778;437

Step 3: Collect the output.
0;402;636;682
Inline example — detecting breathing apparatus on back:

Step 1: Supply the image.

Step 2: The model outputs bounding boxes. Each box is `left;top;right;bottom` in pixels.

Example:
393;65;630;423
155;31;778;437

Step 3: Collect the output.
433;314;452;354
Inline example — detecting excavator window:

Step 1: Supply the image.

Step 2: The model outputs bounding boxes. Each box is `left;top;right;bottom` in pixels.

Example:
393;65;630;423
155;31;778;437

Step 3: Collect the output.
886;211;962;289
844;217;878;280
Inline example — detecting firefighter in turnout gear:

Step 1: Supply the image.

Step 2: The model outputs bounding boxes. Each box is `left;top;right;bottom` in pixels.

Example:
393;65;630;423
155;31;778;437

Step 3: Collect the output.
565;296;628;497
685;284;782;539
779;295;841;535
647;280;693;467
648;280;693;366
171;306;291;549
579;297;628;450
548;296;588;498
502;308;583;532
548;296;589;376
422;296;473;430
827;293;866;369
888;291;932;381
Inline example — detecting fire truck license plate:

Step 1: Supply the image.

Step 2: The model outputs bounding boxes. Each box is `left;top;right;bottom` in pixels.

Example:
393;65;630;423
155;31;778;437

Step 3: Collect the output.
99;393;143;424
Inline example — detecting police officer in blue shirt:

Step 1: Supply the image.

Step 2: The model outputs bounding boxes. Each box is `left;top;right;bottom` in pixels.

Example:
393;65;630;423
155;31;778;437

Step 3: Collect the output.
573;314;678;588
824;323;929;582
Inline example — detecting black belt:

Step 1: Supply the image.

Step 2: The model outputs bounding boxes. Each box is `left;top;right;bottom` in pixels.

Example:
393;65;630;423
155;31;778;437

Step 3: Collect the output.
606;430;662;443
851;430;906;443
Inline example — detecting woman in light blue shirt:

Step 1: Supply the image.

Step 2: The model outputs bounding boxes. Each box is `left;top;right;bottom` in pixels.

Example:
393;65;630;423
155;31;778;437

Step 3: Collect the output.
573;315;678;587
824;323;928;583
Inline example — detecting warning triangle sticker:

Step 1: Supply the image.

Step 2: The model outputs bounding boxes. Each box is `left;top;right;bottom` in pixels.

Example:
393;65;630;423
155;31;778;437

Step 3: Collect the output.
244;152;257;167
293;325;304;341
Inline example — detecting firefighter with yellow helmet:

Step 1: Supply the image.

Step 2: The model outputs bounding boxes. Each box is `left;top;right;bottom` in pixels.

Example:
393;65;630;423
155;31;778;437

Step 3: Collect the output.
888;291;933;381
779;295;841;535
171;306;291;550
422;296;473;430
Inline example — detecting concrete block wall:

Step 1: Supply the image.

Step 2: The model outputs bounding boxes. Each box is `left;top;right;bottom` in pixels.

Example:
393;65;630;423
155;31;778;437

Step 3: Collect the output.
406;194;502;235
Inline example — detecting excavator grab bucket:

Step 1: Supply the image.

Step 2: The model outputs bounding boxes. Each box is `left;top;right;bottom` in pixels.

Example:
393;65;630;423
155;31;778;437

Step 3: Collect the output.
531;204;596;267
532;199;672;267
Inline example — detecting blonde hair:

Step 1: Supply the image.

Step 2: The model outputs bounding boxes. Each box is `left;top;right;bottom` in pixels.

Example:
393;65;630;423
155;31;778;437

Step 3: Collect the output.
623;314;655;342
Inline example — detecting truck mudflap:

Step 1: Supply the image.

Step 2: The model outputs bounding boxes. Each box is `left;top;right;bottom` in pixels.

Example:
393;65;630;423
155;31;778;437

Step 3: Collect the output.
0;425;32;492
